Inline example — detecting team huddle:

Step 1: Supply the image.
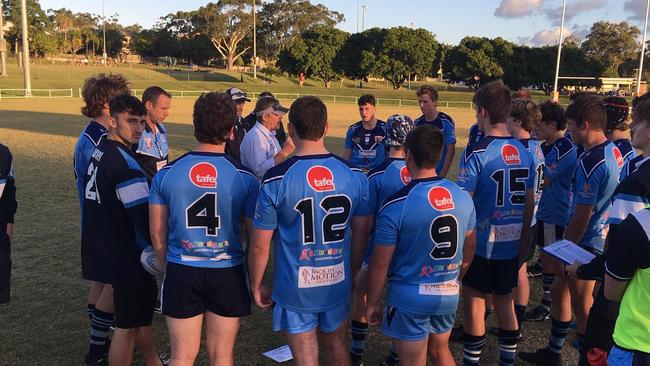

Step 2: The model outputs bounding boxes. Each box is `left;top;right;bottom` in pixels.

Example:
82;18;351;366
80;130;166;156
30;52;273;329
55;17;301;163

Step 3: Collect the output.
72;73;650;366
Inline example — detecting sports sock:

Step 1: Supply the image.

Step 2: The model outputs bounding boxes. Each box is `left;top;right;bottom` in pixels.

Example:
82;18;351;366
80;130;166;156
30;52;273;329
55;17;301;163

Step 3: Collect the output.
548;317;571;354
86;303;96;319
541;273;554;311
485;307;493;321
575;332;585;351
88;308;114;358
515;304;526;329
463;333;486;365
386;344;399;363
498;329;519;366
350;320;368;361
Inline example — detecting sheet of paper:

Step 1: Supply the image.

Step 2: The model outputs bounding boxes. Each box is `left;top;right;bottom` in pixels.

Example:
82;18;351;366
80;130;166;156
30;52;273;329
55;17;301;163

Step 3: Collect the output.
542;239;597;265
262;345;293;363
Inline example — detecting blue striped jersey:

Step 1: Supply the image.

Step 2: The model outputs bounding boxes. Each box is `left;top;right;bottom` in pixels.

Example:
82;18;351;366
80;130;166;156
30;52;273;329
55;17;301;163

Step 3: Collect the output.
374;177;476;315
457;136;533;260
613;138;638;169
520;138;545;226
344;120;387;170
133;122;169;183
537;137;578;226
608;157;650;226
620;154;644;181
467;123;484;147
254;154;370;312
149;152;259;268
73;121;107;210
415;112;456;174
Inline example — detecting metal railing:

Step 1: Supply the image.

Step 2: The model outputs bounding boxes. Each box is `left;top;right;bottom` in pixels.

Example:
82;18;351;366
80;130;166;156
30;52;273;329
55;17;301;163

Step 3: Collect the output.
0;88;74;99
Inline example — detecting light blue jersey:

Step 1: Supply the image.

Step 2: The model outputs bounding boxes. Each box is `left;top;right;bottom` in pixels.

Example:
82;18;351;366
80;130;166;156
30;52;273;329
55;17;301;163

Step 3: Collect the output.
537;137;578;226
374;178;476;315
344;120;387;170
613;138;638;169
457;136;534;260
414;112;456;174
149;152;259;268
254;154;370;312
520;138;545;226
567;141;623;252
73;121;107;210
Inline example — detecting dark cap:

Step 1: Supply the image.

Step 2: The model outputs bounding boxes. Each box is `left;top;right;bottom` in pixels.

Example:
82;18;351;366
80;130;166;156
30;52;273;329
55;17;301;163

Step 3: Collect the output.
255;97;289;116
225;87;251;103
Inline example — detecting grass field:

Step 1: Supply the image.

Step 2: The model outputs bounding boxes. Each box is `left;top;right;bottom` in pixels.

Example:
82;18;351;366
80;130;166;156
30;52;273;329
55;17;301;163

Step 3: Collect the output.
0;68;578;365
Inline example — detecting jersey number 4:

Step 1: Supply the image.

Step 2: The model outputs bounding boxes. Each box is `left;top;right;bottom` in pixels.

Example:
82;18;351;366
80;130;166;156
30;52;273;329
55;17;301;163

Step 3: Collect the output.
186;193;221;236
294;195;352;244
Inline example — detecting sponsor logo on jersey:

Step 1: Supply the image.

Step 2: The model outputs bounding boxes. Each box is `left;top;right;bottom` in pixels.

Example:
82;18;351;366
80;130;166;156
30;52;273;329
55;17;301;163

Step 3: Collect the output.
419;262;460;277
298;263;345;288
428;186;454;211
535;145;543;160
613;146;624;167
307;166;335;192
189;163;217;188
400;166;411;185
418;279;460;296
502;144;521;165
299;247;343;260
488;223;523;243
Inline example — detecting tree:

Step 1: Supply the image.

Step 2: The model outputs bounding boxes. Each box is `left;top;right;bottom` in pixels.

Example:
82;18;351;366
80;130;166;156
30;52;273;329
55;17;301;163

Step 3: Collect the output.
2;0;55;56
277;25;348;87
334;28;383;85
257;0;343;61
444;36;503;89
582;21;640;77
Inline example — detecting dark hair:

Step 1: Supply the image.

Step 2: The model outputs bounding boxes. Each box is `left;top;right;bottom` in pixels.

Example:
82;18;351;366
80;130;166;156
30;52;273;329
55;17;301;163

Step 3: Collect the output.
254;96;280;114
358;94;376;106
81;74;130;118
288;96;327;141
569;91;597;104
416;85;439;101
108;94;146;120
404;125;443;169
510;99;541;132
512;88;532;100
142;86;171;106
603;96;630;131
193;92;237;145
539;101;567;130
473;81;511;124
258;91;274;98
633;99;650;125
632;92;650;107
565;94;606;130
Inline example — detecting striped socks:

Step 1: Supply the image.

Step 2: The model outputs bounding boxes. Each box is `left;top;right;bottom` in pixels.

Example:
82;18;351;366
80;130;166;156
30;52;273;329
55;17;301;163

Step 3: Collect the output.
498;329;519;366
463;333;486;365
541;273;554;311
350;320;368;362
548;317;571;354
86;303;95;319
88;308;114;358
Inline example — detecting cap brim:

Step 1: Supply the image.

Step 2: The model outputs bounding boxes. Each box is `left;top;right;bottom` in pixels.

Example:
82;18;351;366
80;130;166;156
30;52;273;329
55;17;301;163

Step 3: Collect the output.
275;105;289;114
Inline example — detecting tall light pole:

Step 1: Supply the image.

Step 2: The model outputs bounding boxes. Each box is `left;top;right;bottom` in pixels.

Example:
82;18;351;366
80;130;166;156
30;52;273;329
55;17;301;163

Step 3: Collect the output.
361;5;367;32
637;0;650;95
102;0;107;64
253;0;257;79
356;0;360;33
20;0;31;96
0;0;8;76
552;0;567;103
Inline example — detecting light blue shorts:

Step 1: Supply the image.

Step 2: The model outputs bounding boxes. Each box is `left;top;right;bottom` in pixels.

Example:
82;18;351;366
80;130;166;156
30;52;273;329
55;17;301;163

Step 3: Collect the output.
382;305;456;341
273;301;349;334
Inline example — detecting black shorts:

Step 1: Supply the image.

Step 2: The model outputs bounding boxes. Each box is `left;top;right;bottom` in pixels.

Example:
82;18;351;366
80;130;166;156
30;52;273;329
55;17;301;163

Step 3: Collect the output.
0;236;11;304
536;220;565;247
161;262;251;319
462;255;519;295
113;276;157;329
521;222;541;263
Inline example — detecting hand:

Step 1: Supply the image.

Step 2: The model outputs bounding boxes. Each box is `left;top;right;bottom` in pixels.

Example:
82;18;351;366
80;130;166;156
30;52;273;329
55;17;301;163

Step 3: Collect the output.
566;262;581;279
282;136;295;154
252;284;274;310
365;305;382;326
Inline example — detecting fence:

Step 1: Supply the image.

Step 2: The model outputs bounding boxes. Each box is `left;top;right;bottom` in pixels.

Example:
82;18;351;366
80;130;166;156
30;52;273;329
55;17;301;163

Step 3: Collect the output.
0;88;74;99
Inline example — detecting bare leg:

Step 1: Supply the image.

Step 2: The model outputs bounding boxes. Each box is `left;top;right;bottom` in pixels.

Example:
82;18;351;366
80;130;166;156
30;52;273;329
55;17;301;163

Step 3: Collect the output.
514;264;530;307
109;327;137;366
492;293;517;331
135;326;162;366
551;272;572;322
427;331;455;366
350;269;368;323
285;329;319;366
167;314;202;366
205;312;241;366
462;286;487;336
88;281;106;306
319;322;350;366
96;284;114;313
569;278;595;335
392;338;427;366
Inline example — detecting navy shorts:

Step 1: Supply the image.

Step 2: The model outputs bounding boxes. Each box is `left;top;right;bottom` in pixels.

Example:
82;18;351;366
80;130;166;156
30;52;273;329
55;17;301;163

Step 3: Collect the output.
462;255;519;295
113;276;157;329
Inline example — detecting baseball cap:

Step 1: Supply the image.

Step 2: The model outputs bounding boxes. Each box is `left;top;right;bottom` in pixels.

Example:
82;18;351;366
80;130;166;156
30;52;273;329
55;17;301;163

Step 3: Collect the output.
385;114;415;147
254;97;289;116
225;87;251;103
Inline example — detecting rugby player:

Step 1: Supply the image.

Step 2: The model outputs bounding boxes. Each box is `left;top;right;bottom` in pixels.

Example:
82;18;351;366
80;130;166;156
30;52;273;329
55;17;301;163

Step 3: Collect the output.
604;97;637;172
414;85;456;178
150;92;259;365
224;87;252;162
343;94;387;171
457;81;535;366
249;96;370;366
133;86;171;184
366;124;477;366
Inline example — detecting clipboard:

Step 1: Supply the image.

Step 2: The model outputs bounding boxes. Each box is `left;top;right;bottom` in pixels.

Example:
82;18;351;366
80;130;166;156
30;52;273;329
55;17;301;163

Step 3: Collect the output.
542;239;597;265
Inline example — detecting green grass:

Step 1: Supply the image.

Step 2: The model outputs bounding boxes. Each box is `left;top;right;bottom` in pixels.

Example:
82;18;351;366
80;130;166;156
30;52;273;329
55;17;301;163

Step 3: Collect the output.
0;97;578;365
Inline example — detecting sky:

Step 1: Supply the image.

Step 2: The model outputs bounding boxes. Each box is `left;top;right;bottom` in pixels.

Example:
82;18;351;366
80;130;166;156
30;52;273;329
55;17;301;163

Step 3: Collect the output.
37;0;650;46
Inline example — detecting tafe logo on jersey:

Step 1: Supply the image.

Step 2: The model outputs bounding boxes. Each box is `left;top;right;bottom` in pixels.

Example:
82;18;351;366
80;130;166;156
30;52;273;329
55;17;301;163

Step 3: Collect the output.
429;186;454;211
400;166;411;185
307;166;335;192
613;147;624;167
189;163;217;188
502;144;521;165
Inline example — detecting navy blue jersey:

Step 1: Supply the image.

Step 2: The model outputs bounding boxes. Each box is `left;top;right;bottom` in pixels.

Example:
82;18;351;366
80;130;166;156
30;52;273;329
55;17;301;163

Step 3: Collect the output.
133;122;169;183
457;137;533;260
467;123;484;147
344;120;387;170
520;138;545;226
73;121;107;209
613;138;638;169
565;131;584;158
620;154;645;181
254;154;370;312
415;112;456;174
149;152;259;268
537;137;578;226
608;157;650;227
374;178;476;315
567;141;623;252
81;139;151;286
0;144;17;238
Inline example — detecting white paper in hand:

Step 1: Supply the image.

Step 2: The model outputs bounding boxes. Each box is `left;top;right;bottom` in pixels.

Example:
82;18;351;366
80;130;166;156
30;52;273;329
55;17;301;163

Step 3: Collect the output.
542;239;597;265
262;345;293;363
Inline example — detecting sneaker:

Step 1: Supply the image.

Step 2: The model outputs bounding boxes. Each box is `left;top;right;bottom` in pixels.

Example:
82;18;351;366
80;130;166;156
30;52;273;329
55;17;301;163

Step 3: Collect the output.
519;347;563;366
380;353;399;366
525;305;551;322
350;358;364;366
527;261;544;278
83;355;107;366
159;353;171;365
154;301;162;314
450;325;464;343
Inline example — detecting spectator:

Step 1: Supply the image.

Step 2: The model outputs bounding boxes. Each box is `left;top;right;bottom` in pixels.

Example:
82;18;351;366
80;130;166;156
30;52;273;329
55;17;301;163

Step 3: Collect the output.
241;92;288;146
133;86;171;184
224;87;252;162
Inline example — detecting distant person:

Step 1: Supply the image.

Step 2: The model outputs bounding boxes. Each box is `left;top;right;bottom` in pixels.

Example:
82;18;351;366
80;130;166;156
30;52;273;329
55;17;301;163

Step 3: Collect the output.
414;85;456;178
133;86;171;184
248;96;371;366
0;143;17;305
150;92;259;365
74;73;130;366
240;97;295;180
241;92;288;146
343;94;387;171
224;87;251;162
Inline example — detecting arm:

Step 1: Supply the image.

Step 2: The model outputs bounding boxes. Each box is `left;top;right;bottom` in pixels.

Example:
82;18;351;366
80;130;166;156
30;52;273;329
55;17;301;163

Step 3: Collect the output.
351;215;371;281
563;204;593;245
604;274;629;302
248;228;274;309
461;230;476;279
365;244;395;325
439;143;456;178
343;148;352;161
149;204;169;267
518;188;535;264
